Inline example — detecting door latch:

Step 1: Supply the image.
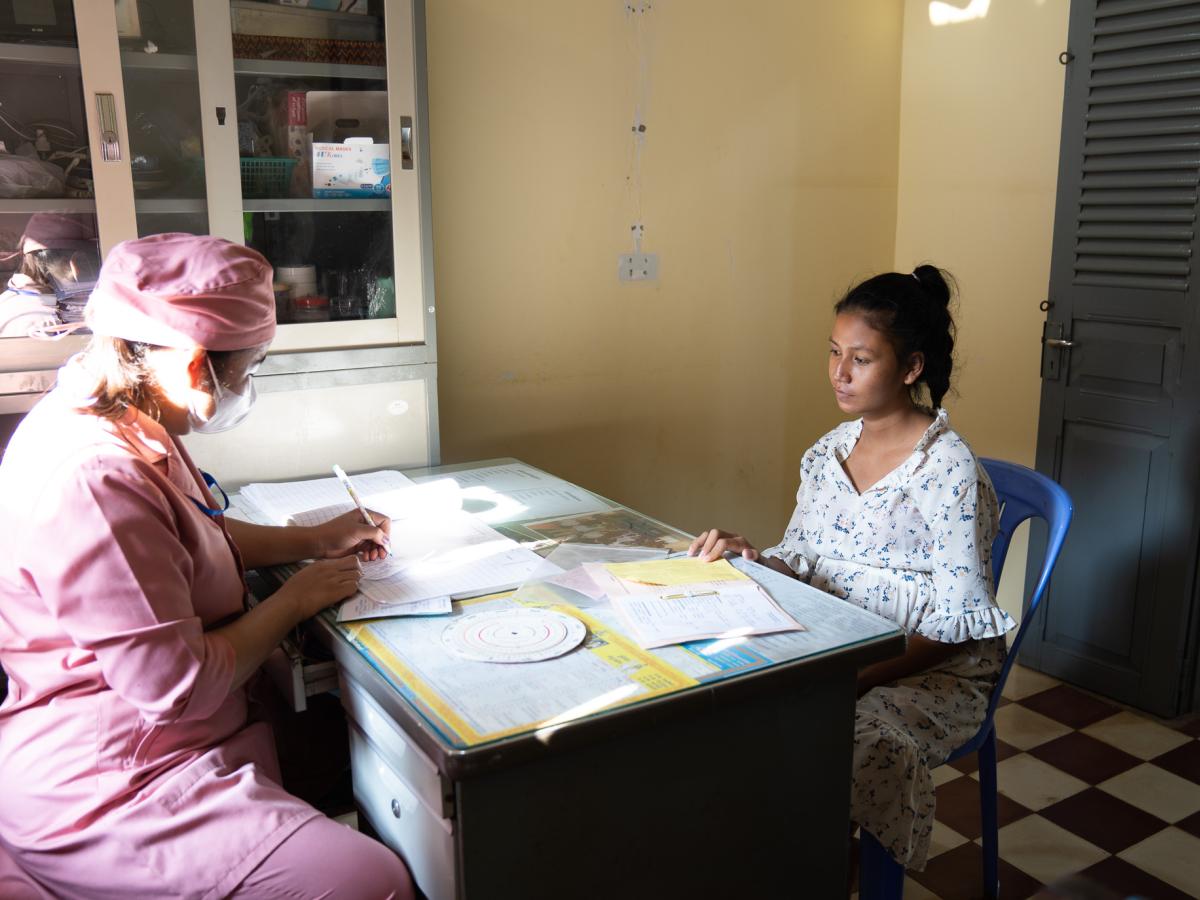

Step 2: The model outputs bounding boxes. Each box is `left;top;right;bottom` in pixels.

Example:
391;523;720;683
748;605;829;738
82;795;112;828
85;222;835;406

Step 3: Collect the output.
1041;321;1074;381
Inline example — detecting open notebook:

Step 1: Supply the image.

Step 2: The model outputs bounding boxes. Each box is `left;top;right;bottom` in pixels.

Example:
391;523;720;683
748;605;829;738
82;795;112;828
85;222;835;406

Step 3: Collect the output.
241;471;553;622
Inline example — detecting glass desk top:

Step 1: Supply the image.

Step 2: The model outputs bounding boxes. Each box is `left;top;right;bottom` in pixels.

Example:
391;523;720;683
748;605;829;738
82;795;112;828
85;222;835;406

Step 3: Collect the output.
239;458;905;769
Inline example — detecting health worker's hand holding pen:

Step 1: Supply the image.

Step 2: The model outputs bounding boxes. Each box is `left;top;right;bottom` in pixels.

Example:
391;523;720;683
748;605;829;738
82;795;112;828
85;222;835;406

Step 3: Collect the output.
328;464;392;560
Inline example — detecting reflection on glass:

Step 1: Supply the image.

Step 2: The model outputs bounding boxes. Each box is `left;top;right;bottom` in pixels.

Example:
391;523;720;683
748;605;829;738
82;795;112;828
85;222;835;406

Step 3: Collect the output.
229;0;397;328
0;4;98;345
229;0;382;66
116;0;208;234
0;20;88;200
0;212;100;339
246;211;393;325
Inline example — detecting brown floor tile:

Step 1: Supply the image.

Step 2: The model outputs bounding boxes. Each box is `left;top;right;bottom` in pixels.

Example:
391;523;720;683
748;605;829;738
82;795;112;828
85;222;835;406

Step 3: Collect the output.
935;773;1034;841
1173;717;1200;739
1017;684;1120;730
1078;855;1196;900
910;842;1043;900
1039;788;1168;855
1151;739;1200;785
947;738;1020;776
1028;732;1142;786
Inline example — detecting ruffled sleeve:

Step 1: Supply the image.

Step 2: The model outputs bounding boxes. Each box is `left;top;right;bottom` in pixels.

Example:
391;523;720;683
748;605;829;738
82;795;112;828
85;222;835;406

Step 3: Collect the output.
761;501;814;580
913;467;1017;643
761;441;829;580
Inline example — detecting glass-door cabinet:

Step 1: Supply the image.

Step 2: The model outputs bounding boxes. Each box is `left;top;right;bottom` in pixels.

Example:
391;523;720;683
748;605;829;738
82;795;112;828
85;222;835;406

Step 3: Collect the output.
0;0;437;479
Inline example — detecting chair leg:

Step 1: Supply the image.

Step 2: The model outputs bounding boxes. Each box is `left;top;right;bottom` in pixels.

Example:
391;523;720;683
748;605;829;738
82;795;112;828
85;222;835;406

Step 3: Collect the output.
859;829;905;900
978;728;1000;900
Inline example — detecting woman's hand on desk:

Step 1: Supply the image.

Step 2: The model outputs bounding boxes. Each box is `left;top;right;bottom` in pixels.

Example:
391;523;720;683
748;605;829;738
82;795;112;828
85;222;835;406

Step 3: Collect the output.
689;529;760;563
310;509;392;561
278;556;364;620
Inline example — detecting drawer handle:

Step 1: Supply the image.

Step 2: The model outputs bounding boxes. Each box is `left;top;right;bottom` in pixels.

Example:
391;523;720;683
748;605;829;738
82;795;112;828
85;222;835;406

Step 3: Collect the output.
391;798;403;819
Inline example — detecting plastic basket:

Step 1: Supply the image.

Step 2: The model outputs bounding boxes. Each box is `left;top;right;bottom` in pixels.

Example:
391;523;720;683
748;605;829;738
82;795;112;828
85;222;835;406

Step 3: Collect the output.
240;157;297;199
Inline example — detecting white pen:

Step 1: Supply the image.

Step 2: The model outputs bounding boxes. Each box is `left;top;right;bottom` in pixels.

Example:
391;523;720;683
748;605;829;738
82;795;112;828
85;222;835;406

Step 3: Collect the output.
332;464;391;555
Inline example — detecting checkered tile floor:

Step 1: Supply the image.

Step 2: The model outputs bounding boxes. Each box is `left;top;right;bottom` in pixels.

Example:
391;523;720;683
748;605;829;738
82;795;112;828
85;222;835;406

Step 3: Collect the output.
869;665;1200;900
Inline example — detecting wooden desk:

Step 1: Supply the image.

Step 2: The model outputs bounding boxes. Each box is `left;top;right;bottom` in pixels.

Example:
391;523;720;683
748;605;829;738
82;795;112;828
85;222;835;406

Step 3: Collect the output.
278;459;905;899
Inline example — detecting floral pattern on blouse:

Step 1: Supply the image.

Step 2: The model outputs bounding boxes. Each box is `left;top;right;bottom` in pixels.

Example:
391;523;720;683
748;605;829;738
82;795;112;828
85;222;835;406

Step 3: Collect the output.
763;407;1016;643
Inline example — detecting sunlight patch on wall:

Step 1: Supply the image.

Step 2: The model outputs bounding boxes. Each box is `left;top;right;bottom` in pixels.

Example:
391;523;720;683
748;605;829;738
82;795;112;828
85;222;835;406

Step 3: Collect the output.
928;0;991;26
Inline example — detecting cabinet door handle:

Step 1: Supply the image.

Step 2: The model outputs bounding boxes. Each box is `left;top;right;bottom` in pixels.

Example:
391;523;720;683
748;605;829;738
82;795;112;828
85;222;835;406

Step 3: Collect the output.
400;116;413;170
1044;338;1075;349
95;93;121;162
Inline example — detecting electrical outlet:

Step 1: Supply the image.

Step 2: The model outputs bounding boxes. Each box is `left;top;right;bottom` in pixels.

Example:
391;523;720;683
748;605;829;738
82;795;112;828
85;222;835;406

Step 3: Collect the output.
619;253;659;281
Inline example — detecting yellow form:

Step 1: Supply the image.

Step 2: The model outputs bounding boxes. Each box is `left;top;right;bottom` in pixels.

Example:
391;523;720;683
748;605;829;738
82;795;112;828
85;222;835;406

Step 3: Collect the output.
602;556;749;587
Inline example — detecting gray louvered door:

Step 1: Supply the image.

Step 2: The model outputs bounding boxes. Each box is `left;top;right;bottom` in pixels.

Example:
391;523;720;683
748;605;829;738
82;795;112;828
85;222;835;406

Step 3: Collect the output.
1025;0;1200;716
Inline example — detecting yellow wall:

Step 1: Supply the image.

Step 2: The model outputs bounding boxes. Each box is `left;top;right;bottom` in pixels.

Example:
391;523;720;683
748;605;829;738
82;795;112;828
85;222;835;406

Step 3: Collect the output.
893;0;1069;618
427;1;1071;613
428;0;905;547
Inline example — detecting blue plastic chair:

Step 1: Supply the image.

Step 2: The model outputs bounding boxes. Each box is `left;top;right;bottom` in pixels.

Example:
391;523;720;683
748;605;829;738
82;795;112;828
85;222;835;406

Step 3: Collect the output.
859;457;1072;900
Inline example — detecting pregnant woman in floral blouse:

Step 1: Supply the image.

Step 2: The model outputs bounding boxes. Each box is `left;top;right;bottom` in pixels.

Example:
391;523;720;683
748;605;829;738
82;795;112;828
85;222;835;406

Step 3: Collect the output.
690;265;1015;870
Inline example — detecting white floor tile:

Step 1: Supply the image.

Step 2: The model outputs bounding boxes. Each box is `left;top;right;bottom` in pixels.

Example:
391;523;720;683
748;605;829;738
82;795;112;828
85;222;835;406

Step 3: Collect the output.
993;703;1072;751
1119;827;1200;897
1082;710;1191;760
1100;763;1200;824
996;814;1108;885
990;752;1087;811
1001;664;1061;701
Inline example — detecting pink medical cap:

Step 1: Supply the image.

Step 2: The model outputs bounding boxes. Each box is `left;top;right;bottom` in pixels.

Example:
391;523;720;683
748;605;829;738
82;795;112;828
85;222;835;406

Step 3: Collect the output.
85;233;276;351
20;213;97;254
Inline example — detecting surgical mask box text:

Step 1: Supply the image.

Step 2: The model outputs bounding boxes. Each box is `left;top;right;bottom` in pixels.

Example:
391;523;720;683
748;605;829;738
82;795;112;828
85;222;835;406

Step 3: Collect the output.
312;141;391;199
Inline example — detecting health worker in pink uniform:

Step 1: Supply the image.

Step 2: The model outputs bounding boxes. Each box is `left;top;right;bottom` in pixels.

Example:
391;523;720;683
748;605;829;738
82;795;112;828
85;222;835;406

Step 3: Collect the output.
0;233;415;899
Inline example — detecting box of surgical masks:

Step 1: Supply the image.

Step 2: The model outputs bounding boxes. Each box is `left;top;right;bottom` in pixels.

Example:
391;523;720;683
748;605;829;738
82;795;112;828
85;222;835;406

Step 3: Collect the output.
312;138;391;199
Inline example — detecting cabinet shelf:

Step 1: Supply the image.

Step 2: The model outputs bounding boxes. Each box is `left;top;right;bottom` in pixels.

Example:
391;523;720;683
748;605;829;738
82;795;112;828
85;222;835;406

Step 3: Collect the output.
0;198;96;214
135;199;206;214
243;198;390;213
0;42;79;68
233;57;386;82
119;50;198;73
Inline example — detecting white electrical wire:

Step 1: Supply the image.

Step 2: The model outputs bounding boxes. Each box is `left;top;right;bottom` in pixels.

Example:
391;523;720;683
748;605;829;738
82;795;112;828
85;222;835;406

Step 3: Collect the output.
624;0;655;252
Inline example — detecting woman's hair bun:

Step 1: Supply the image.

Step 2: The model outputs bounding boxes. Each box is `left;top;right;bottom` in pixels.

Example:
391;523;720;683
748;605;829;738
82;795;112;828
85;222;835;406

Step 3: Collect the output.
912;264;953;308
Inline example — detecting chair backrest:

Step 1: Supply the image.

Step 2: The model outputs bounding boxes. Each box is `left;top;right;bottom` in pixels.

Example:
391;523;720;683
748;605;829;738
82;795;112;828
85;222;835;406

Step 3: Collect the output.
978;457;1073;723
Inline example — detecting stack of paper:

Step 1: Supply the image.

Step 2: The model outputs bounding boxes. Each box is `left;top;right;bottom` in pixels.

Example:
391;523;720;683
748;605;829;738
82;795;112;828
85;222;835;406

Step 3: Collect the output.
287;500;556;623
241;470;415;525
583;557;804;649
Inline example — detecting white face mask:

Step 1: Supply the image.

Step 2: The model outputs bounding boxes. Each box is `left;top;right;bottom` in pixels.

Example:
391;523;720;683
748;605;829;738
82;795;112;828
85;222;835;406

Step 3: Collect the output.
189;356;257;434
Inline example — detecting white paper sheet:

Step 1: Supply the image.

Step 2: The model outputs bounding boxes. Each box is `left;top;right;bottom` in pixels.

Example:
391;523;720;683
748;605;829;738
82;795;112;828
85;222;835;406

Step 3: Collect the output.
413;463;609;521
357;545;556;609
241;470;414;524
289;479;464;528
609;581;804;649
337;595;452;623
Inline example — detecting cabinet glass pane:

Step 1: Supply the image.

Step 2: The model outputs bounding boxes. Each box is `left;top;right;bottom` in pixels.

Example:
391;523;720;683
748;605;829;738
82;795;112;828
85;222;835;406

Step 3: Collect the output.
0;1;100;346
115;0;210;238
229;0;393;328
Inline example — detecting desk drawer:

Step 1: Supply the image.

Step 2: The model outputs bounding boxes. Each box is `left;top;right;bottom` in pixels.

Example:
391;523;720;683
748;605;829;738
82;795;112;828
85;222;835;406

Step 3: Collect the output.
263;642;339;713
339;674;452;819
349;722;457;900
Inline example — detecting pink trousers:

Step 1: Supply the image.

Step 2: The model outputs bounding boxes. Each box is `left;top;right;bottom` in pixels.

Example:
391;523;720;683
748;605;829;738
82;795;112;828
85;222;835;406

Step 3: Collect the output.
0;815;413;900
231;815;415;899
